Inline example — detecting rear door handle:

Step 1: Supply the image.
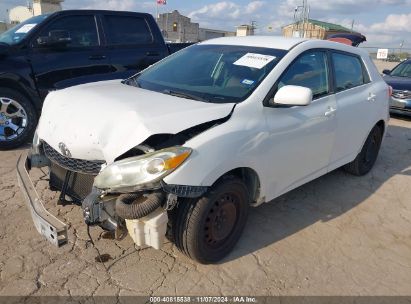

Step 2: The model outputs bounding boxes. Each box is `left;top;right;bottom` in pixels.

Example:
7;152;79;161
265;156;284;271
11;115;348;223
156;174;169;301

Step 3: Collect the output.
324;106;337;117
88;55;107;60
367;93;377;102
146;52;160;56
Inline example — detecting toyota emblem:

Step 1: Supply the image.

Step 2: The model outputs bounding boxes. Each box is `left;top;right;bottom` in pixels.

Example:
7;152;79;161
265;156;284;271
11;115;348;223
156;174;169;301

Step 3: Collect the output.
58;142;72;157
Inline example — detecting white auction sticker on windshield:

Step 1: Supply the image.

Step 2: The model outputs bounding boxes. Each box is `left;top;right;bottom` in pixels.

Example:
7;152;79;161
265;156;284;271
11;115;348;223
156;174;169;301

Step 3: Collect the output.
233;53;276;69
15;24;37;34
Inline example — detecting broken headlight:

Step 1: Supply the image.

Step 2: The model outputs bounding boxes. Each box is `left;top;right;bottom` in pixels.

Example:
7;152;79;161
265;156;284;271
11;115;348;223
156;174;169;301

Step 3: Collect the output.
94;147;192;192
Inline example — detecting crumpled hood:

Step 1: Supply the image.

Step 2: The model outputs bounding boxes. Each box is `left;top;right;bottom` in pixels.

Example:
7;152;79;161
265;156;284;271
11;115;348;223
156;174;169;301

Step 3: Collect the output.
38;80;235;163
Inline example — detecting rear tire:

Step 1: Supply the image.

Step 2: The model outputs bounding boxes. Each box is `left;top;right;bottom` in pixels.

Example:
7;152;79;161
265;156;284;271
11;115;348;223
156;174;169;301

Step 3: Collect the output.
0;88;37;150
344;124;383;176
172;176;249;264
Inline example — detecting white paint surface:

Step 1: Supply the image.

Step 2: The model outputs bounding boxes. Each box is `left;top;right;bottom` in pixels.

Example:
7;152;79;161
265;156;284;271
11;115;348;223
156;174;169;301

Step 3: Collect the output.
37;80;234;164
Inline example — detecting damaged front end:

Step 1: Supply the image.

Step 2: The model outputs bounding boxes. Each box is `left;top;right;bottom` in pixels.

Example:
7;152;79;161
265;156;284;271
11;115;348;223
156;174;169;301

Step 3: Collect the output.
17;133;209;250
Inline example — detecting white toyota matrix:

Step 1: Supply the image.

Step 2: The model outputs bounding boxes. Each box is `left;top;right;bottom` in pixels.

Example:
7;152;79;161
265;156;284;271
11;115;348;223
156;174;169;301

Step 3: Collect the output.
17;36;390;264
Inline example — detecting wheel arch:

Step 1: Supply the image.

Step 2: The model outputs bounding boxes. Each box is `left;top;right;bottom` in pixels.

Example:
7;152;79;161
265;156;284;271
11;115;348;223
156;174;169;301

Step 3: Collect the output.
0;77;41;113
356;119;386;155
212;167;261;206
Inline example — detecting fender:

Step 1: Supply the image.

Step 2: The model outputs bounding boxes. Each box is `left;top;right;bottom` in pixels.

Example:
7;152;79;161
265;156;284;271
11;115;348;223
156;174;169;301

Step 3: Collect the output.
356;118;387;156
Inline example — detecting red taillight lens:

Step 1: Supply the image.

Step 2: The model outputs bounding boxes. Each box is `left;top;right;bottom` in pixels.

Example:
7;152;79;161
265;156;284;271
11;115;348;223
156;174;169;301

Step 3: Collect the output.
388;86;393;97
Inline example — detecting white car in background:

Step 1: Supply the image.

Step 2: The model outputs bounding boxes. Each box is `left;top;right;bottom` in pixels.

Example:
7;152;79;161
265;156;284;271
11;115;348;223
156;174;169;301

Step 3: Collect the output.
17;36;390;264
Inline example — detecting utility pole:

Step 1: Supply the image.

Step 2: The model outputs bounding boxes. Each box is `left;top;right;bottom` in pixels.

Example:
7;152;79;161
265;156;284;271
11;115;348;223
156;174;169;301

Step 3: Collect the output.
251;20;257;35
400;40;404;60
293;0;309;38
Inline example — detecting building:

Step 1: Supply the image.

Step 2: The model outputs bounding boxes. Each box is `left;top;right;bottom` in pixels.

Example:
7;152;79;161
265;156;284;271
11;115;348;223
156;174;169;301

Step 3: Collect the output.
9;0;63;24
282;19;356;39
236;24;255;37
0;22;7;34
199;28;235;41
157;10;199;42
157;10;235;42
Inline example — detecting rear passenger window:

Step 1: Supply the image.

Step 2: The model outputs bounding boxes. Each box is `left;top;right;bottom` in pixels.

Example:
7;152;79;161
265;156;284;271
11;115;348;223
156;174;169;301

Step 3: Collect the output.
277;51;329;99
105;15;153;45
332;53;367;92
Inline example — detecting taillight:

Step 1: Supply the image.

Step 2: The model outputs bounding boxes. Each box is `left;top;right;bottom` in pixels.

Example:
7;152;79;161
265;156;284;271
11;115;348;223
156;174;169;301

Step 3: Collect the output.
388;86;393;97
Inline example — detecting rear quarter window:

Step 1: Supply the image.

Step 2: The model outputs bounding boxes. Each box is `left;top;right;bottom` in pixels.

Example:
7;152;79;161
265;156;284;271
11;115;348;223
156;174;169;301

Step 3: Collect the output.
332;52;370;92
104;15;153;45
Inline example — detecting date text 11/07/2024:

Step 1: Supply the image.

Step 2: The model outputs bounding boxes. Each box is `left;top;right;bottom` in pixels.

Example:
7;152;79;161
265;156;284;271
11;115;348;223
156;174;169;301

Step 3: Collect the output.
149;296;258;303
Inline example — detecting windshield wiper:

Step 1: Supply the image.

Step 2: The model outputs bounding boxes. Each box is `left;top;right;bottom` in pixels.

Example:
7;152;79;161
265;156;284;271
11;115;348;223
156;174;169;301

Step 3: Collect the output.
162;89;209;102
122;74;141;87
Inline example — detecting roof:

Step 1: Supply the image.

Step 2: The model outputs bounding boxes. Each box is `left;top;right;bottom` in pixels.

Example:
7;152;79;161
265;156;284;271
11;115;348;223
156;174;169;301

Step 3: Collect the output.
200;36;307;50
283;19;354;33
308;19;352;32
198;36;370;58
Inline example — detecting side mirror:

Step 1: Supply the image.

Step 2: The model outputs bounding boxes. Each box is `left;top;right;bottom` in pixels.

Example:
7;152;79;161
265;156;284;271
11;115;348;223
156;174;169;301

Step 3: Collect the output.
382;69;391;75
271;85;313;107
37;30;71;47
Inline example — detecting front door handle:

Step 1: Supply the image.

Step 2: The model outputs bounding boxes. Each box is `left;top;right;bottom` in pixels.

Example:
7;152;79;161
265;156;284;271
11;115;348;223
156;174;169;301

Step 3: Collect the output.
88;55;107;60
324;106;337;117
367;93;377;102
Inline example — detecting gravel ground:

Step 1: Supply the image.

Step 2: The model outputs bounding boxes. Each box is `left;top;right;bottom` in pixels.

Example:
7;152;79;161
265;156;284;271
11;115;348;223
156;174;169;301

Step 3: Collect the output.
373;60;398;73
0;117;410;298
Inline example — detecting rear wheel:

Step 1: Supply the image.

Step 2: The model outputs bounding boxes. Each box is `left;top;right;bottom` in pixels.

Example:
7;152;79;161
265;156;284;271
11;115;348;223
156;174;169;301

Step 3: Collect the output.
0;88;37;150
344;124;383;176
172;176;249;264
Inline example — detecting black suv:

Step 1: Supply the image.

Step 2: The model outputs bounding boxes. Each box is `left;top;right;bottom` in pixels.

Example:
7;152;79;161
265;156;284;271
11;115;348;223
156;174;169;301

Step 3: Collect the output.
0;10;188;149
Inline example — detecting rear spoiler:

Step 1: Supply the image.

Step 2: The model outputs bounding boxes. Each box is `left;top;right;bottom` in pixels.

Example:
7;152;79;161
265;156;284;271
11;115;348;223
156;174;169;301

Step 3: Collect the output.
327;33;366;47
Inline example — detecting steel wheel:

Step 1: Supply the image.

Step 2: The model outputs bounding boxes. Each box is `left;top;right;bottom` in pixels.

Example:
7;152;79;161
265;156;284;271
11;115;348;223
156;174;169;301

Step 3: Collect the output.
344;124;383;176
172;176;249;264
0;97;28;141
363;130;380;166
204;192;239;248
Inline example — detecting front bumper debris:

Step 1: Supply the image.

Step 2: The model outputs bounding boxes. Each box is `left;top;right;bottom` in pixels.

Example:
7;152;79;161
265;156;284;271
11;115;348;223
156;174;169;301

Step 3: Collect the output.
16;151;68;247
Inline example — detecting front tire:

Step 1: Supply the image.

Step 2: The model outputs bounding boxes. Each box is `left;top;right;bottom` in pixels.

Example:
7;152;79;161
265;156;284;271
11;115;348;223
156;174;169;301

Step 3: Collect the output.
172;176;249;264
344;124;383;176
0;88;38;150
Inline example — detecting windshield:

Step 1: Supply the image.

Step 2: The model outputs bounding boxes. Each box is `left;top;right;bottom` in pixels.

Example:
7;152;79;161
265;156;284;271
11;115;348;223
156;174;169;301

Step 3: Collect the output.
0;15;49;45
390;61;411;78
127;44;287;103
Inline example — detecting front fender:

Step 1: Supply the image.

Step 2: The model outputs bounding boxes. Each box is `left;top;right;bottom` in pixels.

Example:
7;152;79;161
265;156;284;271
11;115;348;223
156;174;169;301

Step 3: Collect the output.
163;116;267;193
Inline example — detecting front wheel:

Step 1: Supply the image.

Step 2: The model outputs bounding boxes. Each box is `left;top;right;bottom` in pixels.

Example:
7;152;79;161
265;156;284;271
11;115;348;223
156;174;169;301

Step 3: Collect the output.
0;88;37;150
344;124;383;176
172;176;249;264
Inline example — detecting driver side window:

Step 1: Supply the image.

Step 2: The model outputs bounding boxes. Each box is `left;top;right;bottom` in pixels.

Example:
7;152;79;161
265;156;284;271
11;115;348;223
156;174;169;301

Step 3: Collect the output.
278;51;330;99
34;15;99;48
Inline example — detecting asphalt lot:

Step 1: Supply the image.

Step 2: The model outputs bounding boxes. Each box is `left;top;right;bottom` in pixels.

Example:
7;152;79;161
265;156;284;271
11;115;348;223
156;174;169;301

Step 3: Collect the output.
0;116;410;297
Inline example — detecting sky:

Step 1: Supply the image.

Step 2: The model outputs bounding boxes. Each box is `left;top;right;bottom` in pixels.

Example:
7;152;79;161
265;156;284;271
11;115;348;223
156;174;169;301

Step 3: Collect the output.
1;0;411;48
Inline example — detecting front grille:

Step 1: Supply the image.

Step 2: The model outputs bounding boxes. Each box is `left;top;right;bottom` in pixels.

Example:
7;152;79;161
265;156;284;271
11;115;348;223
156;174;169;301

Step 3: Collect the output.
43;142;105;175
392;90;411;99
49;162;95;203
